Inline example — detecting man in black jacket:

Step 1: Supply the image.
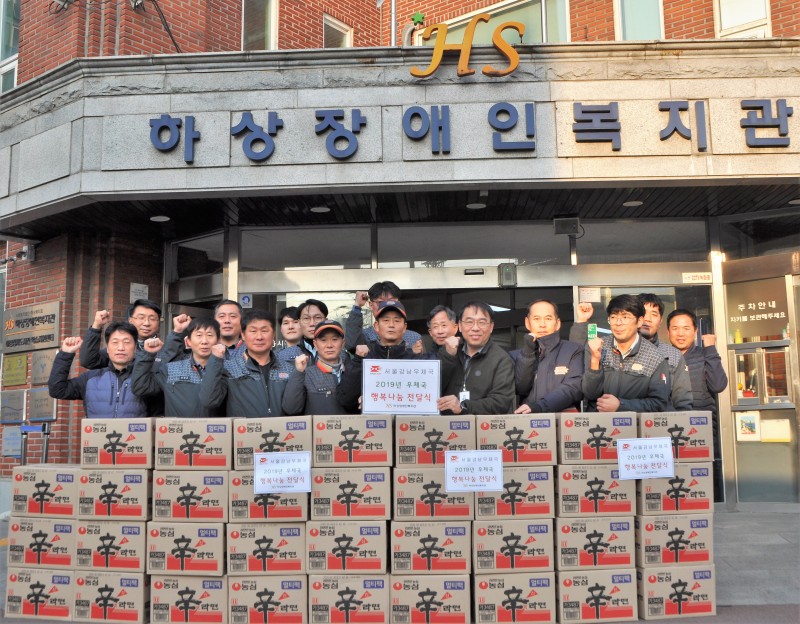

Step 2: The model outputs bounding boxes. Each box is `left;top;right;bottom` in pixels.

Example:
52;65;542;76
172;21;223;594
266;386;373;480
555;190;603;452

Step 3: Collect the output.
514;299;583;414
437;301;515;415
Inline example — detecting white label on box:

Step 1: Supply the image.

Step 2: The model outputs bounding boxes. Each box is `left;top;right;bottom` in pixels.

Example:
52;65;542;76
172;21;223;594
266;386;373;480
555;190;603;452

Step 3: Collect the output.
253;451;312;493
445;450;503;492
617;438;674;480
361;359;440;414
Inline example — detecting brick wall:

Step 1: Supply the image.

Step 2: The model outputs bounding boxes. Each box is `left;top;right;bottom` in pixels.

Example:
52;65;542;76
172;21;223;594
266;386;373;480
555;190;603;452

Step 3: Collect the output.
664;0;715;39
771;0;800;37
570;0;615;41
0;233;163;476
278;0;380;49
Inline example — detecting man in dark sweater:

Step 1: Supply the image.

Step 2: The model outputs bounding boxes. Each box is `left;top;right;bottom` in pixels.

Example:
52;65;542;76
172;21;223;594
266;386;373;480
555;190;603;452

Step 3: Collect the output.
668;308;728;498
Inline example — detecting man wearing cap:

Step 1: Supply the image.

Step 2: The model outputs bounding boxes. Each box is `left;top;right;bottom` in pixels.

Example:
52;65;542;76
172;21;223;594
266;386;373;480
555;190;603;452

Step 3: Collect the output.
346;282;423;353
282;320;359;415
338;300;440;409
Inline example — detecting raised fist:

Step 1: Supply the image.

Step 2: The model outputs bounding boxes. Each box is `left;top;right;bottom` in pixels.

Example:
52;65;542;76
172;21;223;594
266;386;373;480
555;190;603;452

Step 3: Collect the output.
588;337;604;360
92;310;110;330
576;302;594;323
355;291;369;307
61;336;83;354
211;343;226;359
143;337;164;353
355;345;369;358
295;354;309;372
173;314;191;334
444;335;460;356
702;334;716;347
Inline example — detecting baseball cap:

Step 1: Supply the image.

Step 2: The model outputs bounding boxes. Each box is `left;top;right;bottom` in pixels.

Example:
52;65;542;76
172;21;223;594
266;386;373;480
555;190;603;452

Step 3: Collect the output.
313;319;345;338
374;300;407;319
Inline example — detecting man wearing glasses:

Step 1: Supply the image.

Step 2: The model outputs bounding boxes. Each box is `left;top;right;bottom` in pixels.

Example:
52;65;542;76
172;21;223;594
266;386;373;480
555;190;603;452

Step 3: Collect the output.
297;298;329;362
437;301;515;415
583;294;669;413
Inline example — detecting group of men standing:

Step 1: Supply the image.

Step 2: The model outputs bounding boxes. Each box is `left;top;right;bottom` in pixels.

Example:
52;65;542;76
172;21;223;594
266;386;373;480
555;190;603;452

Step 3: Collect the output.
48;284;727;429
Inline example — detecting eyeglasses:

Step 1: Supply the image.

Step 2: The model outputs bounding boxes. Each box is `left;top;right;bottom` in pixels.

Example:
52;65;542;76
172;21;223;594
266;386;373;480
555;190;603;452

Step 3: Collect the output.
461;319;491;329
608;314;638;325
301;315;325;323
131;315;159;323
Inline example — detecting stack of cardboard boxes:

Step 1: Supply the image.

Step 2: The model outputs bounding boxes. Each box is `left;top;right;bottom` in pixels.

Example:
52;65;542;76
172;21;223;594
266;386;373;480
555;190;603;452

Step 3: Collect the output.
635;412;717;621
5;411;715;623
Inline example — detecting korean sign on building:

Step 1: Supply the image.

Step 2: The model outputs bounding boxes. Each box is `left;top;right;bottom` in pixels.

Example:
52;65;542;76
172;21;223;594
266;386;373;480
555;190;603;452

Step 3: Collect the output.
726;278;789;342
2;302;60;354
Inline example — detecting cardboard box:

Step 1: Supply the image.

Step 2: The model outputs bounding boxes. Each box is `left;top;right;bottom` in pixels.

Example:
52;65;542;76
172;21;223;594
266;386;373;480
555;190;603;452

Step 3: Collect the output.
473;519;554;573
475;466;555;519
306;521;388;574
476;414;557;465
229;470;308;522
147;521;225;576
557;569;638;623
390;575;471;624
557;465;636;517
637;565;717;619
78;469;150;520
635;514;714;567
81;418;154;468
393;467;474;521
637;463;713;515
474;572;556;624
7;517;76;569
395;415;476;465
11;464;81;518
153;470;228;522
313;415;393;466
229;576;306;624
639;412;714;462
556;517;635;570
232;416;312;469
75;520;146;571
391;521;471;574
73;571;149;623
5;567;74;620
155;418;232;470
312;467;391;520
309;575;390;624
227;523;306;575
150;576;227;624
558;413;637;464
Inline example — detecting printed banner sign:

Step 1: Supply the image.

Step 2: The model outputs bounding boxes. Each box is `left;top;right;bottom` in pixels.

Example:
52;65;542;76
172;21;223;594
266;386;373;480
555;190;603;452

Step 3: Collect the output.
361;358;440;414
617;437;675;480
445;450;503;492
253;451;312;493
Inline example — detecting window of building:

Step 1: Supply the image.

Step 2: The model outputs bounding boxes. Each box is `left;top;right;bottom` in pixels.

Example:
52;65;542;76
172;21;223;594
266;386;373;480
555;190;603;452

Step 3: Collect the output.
417;0;570;46
615;0;663;40
242;0;277;51
0;0;19;93
715;0;771;38
323;14;353;48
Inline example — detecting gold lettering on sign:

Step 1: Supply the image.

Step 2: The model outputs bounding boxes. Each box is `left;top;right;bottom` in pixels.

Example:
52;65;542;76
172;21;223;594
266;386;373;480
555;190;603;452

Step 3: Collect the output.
410;15;524;79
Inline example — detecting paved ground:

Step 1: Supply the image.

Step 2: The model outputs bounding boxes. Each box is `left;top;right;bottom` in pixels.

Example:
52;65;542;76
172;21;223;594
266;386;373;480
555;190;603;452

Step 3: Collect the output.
0;501;796;623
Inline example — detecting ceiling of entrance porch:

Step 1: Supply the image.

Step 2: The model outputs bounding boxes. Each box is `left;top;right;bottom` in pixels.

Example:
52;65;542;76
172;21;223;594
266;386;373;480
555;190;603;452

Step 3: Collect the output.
1;182;798;243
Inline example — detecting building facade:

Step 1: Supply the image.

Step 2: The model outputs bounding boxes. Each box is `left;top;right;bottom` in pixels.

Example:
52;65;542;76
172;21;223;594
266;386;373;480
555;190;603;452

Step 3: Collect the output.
0;1;798;506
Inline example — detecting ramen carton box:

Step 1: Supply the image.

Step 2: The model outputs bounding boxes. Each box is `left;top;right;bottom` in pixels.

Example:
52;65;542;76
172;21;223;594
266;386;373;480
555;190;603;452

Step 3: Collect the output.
637;463;713;515
152;470;228;522
227;522;305;575
313;415;393;466
154;418;232;470
557;465;636;517
80;418;153;468
634;514;714;567
393;467;474;521
638;412;713;462
475;466;555;518
556;516;635;570
306;521;388;574
75;520;146;571
7;517;76;569
11;464;81;518
73;571;149;624
557;568;638;623
312;466;391;520
473;519;554;573
146;521;225;576
78;469;150;520
474;572;556;624
308;575;389;624
232;416;312;469
476;414;557;465
391;521;471;574
558;413;637;464
228;576;307;624
637;564;717;619
5;567;74;620
150;576;227;624
228;470;308;522
390;575;471;624
395;415;476;465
